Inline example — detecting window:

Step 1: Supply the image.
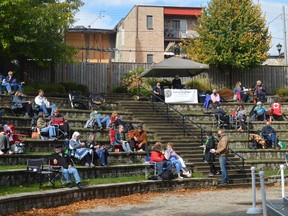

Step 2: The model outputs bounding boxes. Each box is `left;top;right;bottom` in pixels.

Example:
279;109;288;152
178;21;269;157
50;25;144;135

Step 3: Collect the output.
147;54;153;63
147;15;153;29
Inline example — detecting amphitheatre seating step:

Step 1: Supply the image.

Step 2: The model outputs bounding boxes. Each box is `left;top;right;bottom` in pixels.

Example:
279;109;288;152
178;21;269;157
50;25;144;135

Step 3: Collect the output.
0;151;148;166
234;149;287;160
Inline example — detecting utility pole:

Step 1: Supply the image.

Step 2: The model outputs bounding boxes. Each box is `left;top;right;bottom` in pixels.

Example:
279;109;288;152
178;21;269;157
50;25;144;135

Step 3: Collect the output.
283;6;288;65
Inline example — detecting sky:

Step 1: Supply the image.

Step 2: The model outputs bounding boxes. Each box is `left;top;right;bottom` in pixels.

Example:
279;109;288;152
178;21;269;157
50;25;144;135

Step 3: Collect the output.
73;0;288;55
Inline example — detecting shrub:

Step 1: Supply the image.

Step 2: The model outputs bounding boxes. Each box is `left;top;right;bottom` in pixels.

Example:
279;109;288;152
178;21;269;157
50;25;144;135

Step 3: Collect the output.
275;87;288;97
112;86;128;93
218;88;234;101
184;78;216;93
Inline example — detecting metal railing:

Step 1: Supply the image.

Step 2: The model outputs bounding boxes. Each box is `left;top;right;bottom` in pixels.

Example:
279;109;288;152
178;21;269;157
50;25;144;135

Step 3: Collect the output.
138;84;207;144
229;148;247;182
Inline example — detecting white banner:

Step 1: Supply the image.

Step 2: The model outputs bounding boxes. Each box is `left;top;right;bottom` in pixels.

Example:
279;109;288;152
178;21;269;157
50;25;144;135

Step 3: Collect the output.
164;89;198;104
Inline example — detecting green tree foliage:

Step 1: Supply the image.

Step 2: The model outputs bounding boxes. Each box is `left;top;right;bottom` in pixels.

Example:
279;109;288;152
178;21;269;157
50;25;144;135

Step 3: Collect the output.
182;0;271;68
0;0;83;66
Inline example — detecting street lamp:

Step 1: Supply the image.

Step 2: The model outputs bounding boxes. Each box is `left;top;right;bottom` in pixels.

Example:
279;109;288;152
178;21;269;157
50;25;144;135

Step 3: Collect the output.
276;43;282;55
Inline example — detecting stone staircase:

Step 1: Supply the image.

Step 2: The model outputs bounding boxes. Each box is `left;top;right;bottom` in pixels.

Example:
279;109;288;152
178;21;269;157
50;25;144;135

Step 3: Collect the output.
118;100;255;186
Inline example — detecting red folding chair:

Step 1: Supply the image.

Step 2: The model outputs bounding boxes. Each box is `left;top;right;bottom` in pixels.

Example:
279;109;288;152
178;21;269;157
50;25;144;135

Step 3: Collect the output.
109;129;123;152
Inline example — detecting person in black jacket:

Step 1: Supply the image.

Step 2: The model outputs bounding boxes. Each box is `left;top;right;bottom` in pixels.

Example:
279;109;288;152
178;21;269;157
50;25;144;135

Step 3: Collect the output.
172;74;182;89
204;132;219;177
49;143;83;189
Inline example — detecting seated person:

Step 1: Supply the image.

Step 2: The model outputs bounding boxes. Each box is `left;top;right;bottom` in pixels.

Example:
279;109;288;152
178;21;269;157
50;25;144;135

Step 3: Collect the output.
130;125;148;153
0;73;12;94
49;143;83;189
241;88;250;103
110;111;123;129
113;125;133;154
236;105;247;131
150;142;172;175
12;91;33;117
0;132;10;155
269;102;284;121
69;131;95;167
164;142;191;179
261;121;278;149
34;89;56;116
172;74;183;89
252;101;268;121
95;113;110;130
253;80;266;102
3;71;25;93
87;134;109;166
212;104;230;127
36;112;57;140
233;81;243;102
50;108;70;138
210;89;221;105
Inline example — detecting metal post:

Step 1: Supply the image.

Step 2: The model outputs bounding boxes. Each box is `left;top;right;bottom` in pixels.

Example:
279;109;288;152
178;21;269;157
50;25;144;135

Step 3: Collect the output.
247;166;262;214
259;171;267;216
280;164;285;198
283;6;288;65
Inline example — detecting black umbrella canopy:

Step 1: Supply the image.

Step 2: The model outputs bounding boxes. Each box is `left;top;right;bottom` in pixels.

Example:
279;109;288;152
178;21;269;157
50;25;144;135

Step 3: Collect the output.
141;57;209;77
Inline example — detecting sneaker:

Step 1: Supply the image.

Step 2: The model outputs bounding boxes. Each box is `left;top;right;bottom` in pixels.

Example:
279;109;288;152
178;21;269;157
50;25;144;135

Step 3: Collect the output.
67;183;73;188
137;149;144;152
90;163;95;168
85;163;90;167
0;150;4;155
8;150;13;155
76;182;84;189
208;172;214;177
215;171;221;175
177;176;184;179
23;113;29;118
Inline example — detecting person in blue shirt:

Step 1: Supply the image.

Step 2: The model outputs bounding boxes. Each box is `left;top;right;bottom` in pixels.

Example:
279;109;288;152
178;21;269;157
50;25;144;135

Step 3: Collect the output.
3;71;25;93
0;73;12;94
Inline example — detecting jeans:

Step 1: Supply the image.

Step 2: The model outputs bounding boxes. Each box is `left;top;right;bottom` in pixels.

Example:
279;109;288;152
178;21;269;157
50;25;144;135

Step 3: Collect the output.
155;160;172;175
96;149;108;165
40;126;56;137
172;160;183;174
61;167;81;184
219;156;228;183
39;103;56;116
265;134;278;148
95;116;110;128
121;141;131;152
1;82;12;93
11;84;22;92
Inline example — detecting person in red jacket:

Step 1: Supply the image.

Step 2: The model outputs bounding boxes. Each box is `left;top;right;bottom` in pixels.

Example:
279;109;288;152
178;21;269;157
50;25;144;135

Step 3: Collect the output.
269;102;284;121
150;142;172;175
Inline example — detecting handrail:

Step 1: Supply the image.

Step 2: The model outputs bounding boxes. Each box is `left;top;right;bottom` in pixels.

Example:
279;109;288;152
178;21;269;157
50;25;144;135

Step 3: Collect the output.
138;84;207;144
229;148;246;182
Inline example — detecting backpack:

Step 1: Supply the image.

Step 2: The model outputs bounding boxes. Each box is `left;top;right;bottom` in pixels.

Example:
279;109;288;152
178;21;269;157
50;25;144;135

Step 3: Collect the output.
160;171;174;181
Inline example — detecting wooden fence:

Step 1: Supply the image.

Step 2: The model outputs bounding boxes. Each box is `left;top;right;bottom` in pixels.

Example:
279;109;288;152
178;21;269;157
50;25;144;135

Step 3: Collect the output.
3;61;288;94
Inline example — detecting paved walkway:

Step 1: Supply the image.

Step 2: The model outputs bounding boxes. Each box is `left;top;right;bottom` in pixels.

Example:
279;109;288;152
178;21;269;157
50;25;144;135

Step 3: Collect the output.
77;186;283;216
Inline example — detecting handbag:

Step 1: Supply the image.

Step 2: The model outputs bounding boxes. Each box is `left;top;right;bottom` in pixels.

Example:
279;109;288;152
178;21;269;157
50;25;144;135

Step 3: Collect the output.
31;131;40;139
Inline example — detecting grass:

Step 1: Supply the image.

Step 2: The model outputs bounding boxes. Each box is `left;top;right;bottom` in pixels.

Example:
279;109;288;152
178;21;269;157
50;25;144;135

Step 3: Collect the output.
0;172;205;196
0;165;26;170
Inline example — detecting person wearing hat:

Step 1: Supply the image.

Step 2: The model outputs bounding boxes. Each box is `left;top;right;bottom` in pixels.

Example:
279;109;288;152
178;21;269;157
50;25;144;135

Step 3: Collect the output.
252;101;268;121
49;143;84;189
130;124;148;153
3;71;25;93
210;89;220;105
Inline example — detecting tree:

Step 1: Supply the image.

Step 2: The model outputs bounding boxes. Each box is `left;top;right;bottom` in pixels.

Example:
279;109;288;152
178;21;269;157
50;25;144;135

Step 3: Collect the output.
182;0;271;77
0;0;83;80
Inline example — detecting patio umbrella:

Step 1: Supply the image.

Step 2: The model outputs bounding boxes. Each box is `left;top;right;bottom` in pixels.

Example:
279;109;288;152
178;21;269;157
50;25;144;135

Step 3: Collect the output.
140;57;209;77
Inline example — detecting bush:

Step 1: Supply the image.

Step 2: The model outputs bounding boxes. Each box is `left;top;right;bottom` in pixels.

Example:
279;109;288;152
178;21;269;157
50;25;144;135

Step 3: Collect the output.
112;86;128;93
184;78;216;93
275;87;288;97
218;88;234;101
23;82;89;97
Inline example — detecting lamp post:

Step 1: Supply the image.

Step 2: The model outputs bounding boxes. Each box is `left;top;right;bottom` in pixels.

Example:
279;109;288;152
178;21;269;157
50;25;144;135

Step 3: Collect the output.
276;43;282;62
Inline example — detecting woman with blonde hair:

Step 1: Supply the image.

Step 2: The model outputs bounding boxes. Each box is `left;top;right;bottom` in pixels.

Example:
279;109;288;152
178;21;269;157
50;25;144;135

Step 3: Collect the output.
164;142;191;179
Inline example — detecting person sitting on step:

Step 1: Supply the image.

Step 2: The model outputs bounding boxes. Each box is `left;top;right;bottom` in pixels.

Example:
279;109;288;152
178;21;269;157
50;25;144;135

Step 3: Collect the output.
69;131;95;167
50;108;70;138
12;91;34;117
251;101;268;121
110;111;123;129
164;142;191;179
130;124;148;153
113;125;133;154
49;143;84;189
261;121;279;149
34;89;56;117
36;112;57;140
150;142;172;176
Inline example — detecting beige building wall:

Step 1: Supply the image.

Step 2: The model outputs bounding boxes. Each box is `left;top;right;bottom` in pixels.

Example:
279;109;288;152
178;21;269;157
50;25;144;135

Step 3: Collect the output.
116;6;164;63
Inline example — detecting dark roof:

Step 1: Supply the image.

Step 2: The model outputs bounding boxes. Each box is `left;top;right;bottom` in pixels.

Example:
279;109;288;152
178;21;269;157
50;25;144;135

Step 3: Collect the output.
67;27;116;34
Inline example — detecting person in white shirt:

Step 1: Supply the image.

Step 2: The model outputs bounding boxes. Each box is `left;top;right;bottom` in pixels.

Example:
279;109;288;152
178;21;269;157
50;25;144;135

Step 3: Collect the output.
34;89;56;116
